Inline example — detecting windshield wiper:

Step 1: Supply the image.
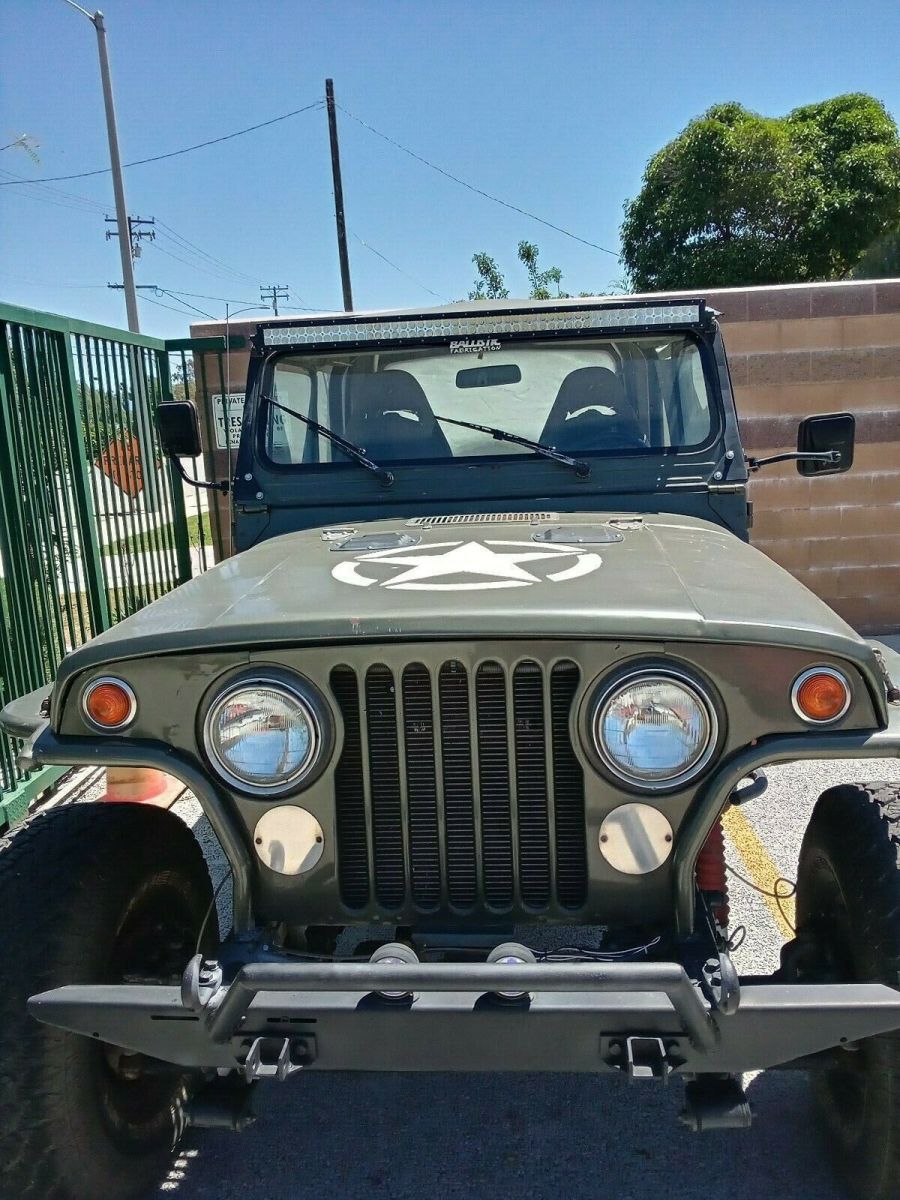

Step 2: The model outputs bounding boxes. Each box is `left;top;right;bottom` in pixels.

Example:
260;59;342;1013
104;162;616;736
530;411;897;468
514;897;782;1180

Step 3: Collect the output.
434;414;590;478
263;396;394;486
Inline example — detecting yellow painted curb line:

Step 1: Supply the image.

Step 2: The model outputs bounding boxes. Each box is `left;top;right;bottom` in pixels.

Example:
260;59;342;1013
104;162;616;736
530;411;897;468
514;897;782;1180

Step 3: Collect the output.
722;805;796;941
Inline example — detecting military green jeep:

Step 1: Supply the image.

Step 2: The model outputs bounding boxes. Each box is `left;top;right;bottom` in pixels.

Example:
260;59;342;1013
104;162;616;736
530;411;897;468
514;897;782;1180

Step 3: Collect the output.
3;296;900;1200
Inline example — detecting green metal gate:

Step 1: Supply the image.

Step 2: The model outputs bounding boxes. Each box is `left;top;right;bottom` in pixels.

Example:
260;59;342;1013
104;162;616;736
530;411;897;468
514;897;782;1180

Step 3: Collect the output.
0;302;208;827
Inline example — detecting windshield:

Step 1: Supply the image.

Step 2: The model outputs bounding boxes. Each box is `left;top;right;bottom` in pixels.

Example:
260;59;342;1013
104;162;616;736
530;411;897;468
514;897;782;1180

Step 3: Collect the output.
263;334;714;468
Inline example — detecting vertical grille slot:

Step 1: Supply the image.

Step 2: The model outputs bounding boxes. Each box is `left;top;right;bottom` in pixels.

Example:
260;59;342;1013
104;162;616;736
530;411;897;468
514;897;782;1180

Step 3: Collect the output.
438;661;477;909
365;666;405;910
401;664;441;910
513;660;551;908
476;662;514;908
550;662;587;909
330;666;369;909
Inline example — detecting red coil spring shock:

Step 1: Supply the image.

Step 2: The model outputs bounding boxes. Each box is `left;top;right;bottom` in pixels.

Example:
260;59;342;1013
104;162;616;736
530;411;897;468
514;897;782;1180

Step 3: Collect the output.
696;818;729;927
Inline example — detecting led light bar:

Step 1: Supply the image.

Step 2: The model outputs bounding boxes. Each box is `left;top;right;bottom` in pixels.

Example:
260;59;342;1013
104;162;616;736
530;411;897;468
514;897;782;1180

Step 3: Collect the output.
262;303;703;347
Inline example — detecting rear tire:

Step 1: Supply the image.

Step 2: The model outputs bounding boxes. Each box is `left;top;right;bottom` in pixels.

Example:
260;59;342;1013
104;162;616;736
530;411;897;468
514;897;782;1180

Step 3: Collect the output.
0;803;217;1200
796;783;900;1200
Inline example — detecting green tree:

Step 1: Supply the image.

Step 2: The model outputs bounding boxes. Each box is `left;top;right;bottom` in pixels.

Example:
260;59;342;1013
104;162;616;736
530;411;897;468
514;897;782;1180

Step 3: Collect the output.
517;240;570;299
469;241;572;300
621;94;900;290
468;252;509;300
850;231;900;279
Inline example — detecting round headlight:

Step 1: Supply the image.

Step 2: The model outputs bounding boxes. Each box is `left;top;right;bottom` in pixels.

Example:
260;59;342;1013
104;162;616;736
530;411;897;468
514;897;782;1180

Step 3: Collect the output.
594;672;717;789
204;680;320;794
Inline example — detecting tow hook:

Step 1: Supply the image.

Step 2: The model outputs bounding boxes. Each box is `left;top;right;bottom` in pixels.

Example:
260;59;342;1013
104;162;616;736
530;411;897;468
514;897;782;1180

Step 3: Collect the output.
239;1034;316;1082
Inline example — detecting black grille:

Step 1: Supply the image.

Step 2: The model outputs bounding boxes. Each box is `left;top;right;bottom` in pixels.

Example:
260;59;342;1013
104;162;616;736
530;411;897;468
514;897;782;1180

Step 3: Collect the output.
331;657;585;913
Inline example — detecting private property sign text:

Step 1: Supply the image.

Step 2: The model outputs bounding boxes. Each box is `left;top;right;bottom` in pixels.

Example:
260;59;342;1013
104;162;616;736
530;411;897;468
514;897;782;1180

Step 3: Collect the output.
213;394;245;449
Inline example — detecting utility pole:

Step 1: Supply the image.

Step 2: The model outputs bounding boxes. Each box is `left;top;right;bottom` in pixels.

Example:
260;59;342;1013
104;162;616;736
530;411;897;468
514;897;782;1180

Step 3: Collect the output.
260;284;289;316
325;79;353;312
105;214;155;259
61;2;140;331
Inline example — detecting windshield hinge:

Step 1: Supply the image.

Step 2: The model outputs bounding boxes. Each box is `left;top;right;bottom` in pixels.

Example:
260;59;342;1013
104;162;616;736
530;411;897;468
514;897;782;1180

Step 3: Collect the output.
707;483;744;494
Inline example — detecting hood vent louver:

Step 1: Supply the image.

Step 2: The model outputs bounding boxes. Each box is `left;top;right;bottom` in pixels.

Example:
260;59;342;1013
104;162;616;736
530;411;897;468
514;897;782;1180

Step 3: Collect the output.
407;512;558;528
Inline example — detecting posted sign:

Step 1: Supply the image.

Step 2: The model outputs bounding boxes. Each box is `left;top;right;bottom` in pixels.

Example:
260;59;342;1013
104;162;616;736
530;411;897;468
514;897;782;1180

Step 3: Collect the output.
212;393;245;449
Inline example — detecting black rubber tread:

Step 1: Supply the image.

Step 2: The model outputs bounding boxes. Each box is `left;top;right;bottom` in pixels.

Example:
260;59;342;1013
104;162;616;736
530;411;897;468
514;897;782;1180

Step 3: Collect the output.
0;803;216;1200
797;782;900;1200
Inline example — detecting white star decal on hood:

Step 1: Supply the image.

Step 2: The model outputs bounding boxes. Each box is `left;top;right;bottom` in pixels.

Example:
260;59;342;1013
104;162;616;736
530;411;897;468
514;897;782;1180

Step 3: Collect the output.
331;539;603;591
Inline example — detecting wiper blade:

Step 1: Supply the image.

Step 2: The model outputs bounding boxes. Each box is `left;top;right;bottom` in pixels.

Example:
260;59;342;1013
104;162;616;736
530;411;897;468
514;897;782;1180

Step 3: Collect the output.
434;413;590;478
263;396;394;486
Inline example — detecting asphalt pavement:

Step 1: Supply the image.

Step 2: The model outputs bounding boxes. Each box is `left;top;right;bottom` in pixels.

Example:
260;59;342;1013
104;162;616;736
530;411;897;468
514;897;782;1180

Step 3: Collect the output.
163;752;900;1200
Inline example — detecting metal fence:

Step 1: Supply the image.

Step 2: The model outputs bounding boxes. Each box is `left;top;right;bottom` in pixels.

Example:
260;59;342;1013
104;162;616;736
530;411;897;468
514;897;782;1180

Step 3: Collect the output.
165;336;242;565
0;301;209;827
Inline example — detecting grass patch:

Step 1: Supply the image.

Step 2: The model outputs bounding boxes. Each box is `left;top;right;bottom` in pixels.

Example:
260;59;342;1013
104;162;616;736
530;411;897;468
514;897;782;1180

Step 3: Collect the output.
102;510;212;557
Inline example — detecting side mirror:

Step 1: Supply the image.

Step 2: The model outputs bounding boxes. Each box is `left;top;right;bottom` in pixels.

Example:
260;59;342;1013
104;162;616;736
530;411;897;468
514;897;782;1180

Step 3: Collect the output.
797;412;855;477
157;401;201;458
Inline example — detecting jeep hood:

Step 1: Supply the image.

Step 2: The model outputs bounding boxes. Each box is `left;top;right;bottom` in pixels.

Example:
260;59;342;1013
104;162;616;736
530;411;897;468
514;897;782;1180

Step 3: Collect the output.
59;512;871;681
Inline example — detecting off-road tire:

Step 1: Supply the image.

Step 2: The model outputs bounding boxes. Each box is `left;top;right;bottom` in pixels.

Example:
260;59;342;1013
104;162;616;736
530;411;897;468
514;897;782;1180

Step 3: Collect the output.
0;802;217;1200
797;782;900;1200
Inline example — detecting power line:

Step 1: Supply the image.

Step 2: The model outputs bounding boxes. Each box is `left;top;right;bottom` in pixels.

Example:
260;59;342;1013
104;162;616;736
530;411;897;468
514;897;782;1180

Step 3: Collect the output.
162;288;262;307
337;103;621;259
0;169;108;212
138;292;208;319
146;238;267;287
286;293;331;313
0;99;324;185
351;230;449;301
0;171;268;288
156;289;216;319
154;220;262;285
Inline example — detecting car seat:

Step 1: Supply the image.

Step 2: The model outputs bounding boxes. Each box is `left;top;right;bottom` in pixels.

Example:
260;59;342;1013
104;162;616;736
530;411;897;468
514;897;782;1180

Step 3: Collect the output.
540;366;647;451
344;371;451;460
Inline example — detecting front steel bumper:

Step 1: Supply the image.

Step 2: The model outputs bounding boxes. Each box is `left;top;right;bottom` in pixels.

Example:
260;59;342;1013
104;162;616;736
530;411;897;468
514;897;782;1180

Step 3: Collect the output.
28;959;900;1077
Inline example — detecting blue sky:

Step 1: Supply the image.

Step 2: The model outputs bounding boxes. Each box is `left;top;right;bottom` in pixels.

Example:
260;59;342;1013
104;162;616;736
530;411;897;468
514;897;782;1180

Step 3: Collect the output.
3;0;900;339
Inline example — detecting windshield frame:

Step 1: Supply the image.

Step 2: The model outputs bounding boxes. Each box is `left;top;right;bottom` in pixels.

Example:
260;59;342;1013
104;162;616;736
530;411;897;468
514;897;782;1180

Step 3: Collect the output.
254;328;723;477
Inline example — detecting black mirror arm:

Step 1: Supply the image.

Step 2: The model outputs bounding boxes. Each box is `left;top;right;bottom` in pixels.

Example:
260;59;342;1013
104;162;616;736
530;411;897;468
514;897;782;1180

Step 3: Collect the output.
747;450;841;473
168;453;230;494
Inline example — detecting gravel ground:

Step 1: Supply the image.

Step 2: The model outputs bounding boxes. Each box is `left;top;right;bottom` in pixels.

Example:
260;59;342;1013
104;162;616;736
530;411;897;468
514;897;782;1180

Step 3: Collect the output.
160;749;900;1200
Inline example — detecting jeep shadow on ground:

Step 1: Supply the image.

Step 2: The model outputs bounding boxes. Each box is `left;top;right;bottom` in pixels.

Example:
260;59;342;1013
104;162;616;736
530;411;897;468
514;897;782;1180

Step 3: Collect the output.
160;1069;841;1200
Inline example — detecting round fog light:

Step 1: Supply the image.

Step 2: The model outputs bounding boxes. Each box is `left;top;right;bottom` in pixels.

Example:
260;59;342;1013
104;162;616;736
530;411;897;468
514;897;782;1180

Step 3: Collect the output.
369;942;419;999
487;942;536;999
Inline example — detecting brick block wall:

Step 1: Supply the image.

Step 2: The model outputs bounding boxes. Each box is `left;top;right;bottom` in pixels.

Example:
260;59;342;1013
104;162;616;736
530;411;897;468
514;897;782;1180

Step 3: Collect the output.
193;277;900;632
702;280;900;633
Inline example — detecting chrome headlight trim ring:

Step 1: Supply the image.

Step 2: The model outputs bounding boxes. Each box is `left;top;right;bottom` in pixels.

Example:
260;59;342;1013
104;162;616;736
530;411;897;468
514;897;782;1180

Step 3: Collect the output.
202;676;324;797
591;667;720;793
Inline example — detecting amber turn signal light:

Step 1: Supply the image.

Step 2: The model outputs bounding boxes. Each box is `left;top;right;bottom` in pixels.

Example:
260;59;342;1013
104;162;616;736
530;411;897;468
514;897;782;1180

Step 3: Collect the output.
82;678;137;730
792;668;850;724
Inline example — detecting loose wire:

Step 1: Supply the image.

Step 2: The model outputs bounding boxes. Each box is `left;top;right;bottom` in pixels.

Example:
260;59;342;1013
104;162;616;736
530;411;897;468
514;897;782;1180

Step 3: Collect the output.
726;862;797;933
194;867;233;956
